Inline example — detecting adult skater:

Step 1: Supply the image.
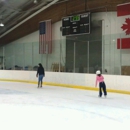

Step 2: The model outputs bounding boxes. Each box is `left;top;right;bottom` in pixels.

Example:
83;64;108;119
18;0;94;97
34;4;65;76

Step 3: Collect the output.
36;63;45;88
95;70;107;97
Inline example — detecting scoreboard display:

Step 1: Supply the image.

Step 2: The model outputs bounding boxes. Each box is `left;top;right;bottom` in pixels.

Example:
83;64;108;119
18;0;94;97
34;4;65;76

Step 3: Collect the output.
62;12;90;36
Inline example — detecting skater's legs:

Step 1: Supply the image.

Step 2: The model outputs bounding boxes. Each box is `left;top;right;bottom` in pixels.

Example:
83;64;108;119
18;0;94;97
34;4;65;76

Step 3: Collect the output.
102;82;107;96
40;81;43;87
99;83;102;97
39;75;44;87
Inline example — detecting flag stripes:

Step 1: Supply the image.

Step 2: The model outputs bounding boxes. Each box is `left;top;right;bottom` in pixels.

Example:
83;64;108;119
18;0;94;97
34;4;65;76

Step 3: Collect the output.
117;3;130;17
117;3;130;49
39;20;52;54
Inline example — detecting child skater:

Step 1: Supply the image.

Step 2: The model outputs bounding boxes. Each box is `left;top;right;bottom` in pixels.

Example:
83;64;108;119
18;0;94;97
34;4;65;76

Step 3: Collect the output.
95;70;107;97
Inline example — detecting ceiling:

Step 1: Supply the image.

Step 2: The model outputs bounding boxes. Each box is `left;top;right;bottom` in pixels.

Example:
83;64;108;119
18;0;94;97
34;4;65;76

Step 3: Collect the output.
0;0;63;35
0;0;130;45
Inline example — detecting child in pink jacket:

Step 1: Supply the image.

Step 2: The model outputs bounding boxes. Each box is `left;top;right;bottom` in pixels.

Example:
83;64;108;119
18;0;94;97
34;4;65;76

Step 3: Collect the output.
95;70;107;97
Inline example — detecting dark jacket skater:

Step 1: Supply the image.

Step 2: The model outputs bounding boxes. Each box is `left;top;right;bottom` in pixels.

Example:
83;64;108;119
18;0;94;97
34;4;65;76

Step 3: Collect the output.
36;63;45;88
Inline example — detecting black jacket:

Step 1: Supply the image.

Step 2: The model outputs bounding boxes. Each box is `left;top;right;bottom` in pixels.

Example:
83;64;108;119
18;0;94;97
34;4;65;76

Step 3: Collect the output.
37;67;45;76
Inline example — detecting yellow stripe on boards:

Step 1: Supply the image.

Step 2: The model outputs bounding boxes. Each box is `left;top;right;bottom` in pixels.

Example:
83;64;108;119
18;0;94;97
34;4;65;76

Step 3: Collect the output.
0;79;130;95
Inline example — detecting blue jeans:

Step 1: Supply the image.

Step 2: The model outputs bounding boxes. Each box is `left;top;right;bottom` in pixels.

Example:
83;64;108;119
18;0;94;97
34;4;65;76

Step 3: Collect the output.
99;82;107;97
38;75;44;82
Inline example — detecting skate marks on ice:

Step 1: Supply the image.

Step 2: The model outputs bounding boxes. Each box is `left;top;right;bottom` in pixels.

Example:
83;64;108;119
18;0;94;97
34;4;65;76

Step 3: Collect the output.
0;88;29;95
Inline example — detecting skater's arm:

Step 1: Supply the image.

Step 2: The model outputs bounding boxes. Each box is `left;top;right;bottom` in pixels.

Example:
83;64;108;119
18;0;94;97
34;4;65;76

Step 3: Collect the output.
95;76;98;87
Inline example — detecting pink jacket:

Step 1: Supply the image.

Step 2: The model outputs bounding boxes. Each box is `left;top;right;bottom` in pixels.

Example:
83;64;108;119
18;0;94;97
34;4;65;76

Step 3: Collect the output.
95;75;104;86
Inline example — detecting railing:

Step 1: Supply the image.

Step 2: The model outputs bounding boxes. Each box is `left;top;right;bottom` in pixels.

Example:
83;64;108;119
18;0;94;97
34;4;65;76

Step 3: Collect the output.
0;33;130;76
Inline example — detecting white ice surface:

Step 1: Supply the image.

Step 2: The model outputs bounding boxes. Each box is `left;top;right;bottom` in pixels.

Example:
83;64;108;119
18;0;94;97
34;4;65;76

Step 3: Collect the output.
0;81;130;130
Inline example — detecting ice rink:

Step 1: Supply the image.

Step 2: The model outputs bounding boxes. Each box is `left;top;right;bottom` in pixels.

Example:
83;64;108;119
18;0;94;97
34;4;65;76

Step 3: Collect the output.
0;81;130;130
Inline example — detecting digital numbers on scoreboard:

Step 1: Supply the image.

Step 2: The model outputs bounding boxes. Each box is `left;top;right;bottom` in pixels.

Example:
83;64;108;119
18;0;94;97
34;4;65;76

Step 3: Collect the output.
62;12;90;36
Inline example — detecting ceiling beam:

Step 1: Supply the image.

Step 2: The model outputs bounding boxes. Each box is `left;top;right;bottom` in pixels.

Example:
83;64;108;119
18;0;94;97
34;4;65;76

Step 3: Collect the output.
0;0;130;45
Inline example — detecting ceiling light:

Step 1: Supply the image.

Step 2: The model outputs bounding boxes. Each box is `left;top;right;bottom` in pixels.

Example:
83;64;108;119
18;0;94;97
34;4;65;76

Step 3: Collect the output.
0;22;4;27
34;0;38;4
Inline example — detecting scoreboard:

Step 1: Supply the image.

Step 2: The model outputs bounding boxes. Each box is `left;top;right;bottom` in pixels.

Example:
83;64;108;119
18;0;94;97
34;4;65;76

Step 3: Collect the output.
62;12;90;36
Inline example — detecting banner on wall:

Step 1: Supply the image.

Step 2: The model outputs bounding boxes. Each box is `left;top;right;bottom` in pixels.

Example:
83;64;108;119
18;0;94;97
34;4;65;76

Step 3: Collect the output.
117;3;130;49
39;20;52;54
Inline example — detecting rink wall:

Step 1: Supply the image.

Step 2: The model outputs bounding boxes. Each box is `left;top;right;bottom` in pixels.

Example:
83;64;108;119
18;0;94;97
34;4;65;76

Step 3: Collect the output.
0;70;130;95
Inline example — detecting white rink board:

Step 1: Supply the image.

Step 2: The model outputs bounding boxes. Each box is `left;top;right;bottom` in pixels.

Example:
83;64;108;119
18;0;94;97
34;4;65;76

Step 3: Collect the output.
0;70;130;91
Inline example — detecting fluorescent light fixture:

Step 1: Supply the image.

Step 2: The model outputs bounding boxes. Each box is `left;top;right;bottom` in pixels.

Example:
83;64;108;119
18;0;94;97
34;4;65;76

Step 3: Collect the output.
0;22;4;27
34;0;38;4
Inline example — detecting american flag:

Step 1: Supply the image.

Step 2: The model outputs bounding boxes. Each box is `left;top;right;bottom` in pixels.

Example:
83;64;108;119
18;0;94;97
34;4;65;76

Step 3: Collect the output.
39;20;52;54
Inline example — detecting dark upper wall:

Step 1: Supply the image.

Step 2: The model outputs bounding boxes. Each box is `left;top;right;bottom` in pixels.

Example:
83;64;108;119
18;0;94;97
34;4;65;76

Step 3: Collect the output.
0;0;129;45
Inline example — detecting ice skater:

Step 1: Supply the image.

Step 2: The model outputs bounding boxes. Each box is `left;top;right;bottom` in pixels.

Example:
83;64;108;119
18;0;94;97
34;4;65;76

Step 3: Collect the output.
36;63;45;88
95;70;107;97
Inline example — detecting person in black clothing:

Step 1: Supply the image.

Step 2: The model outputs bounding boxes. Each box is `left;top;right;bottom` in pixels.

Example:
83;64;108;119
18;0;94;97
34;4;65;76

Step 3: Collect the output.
36;63;45;88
